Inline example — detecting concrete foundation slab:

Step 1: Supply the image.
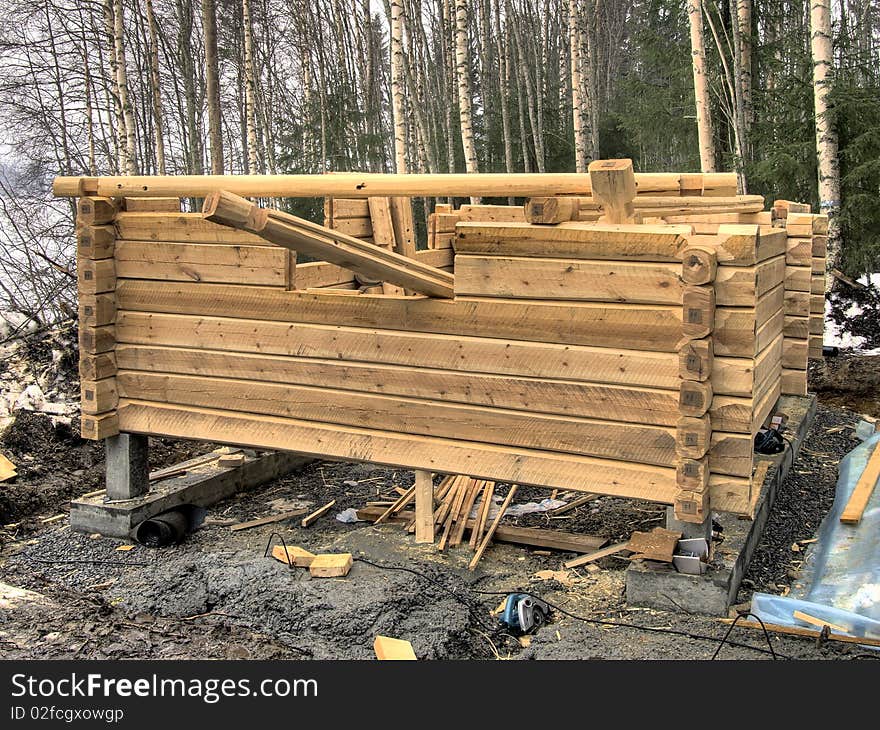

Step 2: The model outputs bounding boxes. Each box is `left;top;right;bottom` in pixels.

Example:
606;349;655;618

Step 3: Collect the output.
626;394;818;616
70;449;312;538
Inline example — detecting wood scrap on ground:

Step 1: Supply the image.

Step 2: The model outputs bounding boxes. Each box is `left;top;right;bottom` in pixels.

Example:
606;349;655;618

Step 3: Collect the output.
469;485;518;570
563;542;630;569
229;509;308;531
373;635;417;660
271;545;316;567
626;527;682;563
309;553;353;578
0;452;16;482
792;610;850;634
301;499;337;528
550;494;597;516
719;617;880;648
355;505;605;553
374;486;415;524
840;442;880;525
469;481;494;550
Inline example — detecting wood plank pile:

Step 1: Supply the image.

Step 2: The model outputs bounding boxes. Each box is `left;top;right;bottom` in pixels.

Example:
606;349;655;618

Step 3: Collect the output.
65;164;826;526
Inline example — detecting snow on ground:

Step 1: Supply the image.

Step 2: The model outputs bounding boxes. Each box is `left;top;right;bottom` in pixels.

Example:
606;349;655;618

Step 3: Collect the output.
0;314;79;436
824;273;880;355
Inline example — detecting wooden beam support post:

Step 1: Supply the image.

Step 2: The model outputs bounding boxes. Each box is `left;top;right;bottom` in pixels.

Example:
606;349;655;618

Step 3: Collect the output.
414;470;435;543
587;159;639;224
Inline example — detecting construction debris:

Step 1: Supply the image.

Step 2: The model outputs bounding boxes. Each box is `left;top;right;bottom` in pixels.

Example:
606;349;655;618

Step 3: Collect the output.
626;527;683;563
229;509;308;532
563;542;630;569
271;545;315;567
373;635;417;660
309;553;353;578
0;452;16;481
300;499;337;528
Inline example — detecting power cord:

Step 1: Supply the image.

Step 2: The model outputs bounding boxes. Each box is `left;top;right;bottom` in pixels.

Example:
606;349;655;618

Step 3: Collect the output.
711;611;777;659
471;587;782;659
347;555;785;659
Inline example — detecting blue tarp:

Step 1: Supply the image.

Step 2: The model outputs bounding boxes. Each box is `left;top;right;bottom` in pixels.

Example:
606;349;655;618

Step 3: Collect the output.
751;431;880;642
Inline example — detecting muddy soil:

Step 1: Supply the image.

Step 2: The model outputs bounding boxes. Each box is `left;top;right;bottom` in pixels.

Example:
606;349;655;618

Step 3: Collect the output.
0;398;871;661
0;411;212;527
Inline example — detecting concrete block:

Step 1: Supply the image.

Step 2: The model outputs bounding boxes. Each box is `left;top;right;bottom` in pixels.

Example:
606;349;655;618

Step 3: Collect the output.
626;394;817;615
71;450;311;538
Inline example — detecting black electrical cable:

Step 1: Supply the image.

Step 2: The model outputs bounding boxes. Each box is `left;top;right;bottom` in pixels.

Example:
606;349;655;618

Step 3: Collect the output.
471;587;783;659
353;556;503;636
780;432;796;473
349;556;786;659
711;611;777;660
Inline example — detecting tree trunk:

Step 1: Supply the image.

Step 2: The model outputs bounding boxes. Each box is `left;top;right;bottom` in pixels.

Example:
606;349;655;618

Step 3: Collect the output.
810;0;842;274
511;7;544;172
82;42;97;176
203;0;224;174
728;0;749;190
686;0;716;173
389;0;408;173
177;0;203;175
737;0;752;127
493;0;514;201
113;0;138;173
569;0;588;173
145;0;166;174
454;0;480;195
242;0;259;173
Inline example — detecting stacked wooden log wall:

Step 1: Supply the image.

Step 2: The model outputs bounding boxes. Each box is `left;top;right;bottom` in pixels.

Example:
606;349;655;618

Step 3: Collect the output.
77;196;123;440
453;219;785;521
771;201;828;392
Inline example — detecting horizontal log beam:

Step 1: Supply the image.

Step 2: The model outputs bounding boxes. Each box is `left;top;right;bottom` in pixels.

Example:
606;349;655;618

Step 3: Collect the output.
116;400;751;513
115;280;691;352
54;172;740;199
116;370;682;463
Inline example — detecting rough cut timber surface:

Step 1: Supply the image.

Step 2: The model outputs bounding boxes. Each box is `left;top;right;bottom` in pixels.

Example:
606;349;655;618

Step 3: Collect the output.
54;171;739;199
203;190;454;298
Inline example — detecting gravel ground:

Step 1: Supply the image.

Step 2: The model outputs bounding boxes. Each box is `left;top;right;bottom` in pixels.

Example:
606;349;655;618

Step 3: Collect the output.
1;397;873;661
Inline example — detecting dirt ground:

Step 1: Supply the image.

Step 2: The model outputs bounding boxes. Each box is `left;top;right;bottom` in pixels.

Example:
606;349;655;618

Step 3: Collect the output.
2;350;878;660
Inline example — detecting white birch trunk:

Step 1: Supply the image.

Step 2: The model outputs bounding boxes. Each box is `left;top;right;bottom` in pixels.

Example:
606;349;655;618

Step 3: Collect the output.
569;0;588;173
144;0;166;174
113;0;137;174
686;0;716;173
242;0;259;173
454;0;480;192
810;0;842;273
389;0;408;173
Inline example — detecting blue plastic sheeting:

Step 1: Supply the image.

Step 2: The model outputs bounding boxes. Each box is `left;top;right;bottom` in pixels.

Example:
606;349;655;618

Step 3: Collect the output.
751;432;880;642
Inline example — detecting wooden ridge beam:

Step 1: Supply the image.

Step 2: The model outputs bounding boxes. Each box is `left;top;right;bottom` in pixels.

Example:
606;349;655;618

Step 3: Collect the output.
54;172;741;199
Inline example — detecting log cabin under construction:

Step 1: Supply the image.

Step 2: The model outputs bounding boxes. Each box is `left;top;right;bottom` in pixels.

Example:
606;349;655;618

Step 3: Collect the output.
54;160;826;535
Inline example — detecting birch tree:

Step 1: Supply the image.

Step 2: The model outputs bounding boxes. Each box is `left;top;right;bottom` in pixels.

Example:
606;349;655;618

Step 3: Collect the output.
686;0;715;173
569;0;588;172
810;0;841;272
389;0;408;172
242;0;259;172
203;0;224;173
454;0;479;185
